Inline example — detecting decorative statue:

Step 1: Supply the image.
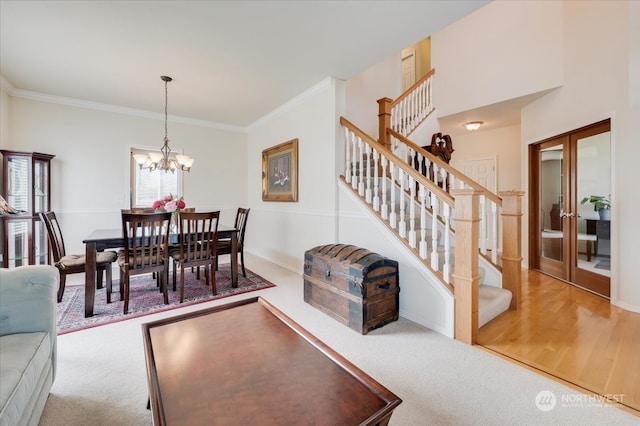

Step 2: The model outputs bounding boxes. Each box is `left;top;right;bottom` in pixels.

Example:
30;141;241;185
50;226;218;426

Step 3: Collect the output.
415;132;455;192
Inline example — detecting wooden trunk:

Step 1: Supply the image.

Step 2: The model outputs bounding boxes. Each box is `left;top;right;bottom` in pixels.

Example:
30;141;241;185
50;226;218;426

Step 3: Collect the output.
303;244;399;334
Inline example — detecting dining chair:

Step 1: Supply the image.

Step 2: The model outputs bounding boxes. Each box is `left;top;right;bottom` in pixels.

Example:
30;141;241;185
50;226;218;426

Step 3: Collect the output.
170;211;220;302
40;211;117;303
116;212;171;314
216;207;250;277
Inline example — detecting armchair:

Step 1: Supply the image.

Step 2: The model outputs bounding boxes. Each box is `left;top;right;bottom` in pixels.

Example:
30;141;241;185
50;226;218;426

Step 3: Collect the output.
0;265;59;426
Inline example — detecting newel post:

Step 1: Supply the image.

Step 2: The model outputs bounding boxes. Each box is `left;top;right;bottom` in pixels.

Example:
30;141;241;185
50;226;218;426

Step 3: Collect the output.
451;188;483;345
377;97;392;150
499;191;524;310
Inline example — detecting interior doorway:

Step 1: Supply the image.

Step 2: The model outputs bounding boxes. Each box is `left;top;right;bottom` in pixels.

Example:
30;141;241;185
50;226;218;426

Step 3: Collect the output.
401;51;416;92
529;119;611;297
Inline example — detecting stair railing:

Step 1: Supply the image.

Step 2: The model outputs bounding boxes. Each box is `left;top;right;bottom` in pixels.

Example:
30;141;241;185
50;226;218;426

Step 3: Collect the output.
378;69;435;148
342;116;459;290
387;128;503;268
341;117;524;343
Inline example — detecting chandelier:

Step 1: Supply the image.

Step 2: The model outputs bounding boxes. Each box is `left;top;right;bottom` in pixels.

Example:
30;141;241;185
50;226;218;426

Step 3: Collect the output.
133;76;194;173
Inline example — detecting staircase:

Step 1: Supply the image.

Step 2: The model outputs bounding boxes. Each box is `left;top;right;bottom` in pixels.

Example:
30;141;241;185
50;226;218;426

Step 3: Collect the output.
340;71;523;344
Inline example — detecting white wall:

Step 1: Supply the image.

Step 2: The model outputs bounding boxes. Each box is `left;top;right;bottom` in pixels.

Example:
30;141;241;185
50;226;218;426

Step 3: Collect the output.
449;124;521;193
522;0;639;311
338;183;454;337
0;88;9;150
245;78;344;273
432;0;564;117
345;53;402;139
6;96;247;255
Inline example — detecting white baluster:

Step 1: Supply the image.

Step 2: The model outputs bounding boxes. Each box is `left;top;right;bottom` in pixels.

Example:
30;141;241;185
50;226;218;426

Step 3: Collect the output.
409;176;416;248
419;185;428;258
420;81;426;119
389;163;397;228
408;147;416;171
402;99;408;135
358;139;365;196
409;92;415;133
351;134;358;190
433;163;440;187
430;193;439;270
365;144;372;203
393;105;399;133
345;127;351;184
398;169;406;238
492;202;499;264
373;149;380;211
480;195;487;255
381;156;389;219
442;203;451;284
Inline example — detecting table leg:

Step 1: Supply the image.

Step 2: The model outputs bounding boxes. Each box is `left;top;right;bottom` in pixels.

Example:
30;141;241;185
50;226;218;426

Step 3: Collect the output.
85;241;97;317
231;230;238;288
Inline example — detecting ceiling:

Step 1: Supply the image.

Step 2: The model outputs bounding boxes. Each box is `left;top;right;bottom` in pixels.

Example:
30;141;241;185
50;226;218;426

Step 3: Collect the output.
0;1;489;129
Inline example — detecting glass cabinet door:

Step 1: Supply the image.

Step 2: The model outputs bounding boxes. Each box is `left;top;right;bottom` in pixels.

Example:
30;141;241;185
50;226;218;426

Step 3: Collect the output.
34;158;49;213
7;156;29;213
5;219;30;268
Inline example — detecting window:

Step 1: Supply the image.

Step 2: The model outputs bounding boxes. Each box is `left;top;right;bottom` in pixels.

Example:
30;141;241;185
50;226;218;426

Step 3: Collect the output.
130;148;181;208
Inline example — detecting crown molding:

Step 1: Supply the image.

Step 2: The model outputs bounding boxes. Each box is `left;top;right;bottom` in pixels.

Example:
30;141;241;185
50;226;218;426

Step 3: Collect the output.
3;81;245;133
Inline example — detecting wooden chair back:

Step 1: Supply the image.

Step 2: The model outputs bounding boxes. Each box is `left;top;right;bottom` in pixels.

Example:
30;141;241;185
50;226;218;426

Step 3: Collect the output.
40;211;67;262
120;212;171;276
176;211;220;264
234;208;250;248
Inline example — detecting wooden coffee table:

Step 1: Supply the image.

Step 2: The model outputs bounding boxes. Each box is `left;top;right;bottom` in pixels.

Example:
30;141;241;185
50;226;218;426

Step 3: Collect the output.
142;297;402;425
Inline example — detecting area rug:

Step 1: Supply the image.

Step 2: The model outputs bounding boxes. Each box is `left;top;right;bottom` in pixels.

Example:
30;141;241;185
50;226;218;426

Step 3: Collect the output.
57;264;275;335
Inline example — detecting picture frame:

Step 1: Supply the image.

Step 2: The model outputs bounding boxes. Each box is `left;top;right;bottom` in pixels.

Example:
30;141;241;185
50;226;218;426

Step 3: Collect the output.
262;138;298;202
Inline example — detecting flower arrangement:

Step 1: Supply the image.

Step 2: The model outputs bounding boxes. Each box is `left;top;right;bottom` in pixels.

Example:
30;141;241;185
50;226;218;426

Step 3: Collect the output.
152;194;186;217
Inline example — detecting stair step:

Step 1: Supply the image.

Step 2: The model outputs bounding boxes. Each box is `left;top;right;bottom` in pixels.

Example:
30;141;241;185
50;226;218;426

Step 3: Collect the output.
478;285;512;327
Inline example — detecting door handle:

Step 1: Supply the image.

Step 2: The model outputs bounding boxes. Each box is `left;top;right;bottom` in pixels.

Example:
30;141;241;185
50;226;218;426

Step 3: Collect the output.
560;211;576;218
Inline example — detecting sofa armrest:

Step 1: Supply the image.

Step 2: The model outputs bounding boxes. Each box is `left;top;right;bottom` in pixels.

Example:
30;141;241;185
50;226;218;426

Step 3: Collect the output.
0;265;59;378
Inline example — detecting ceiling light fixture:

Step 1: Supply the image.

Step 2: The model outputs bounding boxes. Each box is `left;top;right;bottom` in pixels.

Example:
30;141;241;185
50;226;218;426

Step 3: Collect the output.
133;76;194;173
463;121;483;131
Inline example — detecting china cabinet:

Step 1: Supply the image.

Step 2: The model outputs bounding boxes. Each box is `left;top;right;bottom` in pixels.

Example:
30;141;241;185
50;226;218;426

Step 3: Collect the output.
1;150;55;268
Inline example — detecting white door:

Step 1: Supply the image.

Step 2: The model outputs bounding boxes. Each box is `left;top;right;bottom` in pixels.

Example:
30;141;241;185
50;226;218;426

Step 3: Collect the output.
458;157;497;250
401;51;416;92
459;158;497;192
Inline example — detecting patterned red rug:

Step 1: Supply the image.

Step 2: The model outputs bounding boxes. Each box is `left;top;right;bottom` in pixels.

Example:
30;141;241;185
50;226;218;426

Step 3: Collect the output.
56;264;275;335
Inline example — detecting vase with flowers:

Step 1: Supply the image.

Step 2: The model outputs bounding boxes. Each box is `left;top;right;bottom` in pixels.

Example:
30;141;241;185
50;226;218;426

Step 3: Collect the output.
152;194;186;229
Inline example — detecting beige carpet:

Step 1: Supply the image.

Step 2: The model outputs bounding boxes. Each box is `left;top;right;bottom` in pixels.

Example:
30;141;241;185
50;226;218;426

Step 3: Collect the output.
39;254;638;425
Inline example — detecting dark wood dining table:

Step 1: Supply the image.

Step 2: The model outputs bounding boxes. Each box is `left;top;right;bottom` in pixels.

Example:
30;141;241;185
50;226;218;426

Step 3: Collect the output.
83;224;238;318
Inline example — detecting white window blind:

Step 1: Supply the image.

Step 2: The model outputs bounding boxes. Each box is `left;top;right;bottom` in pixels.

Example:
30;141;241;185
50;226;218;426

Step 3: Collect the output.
130;149;181;208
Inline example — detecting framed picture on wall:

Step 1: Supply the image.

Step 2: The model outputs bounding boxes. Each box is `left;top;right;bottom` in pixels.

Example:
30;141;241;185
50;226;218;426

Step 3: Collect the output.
262;138;298;202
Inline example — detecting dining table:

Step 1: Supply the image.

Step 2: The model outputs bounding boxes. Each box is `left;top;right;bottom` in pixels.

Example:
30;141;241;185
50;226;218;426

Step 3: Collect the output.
83;224;238;318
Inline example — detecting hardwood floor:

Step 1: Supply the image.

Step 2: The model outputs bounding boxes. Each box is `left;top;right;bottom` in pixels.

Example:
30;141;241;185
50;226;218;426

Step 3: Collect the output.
477;269;640;415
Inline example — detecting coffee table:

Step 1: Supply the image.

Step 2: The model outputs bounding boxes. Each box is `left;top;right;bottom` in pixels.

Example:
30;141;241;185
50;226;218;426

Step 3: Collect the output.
141;297;402;425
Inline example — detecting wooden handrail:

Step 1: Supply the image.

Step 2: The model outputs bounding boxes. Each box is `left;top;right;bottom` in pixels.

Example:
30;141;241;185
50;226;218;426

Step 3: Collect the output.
341;116;454;207
386;128;503;207
378;69;436;147
390;69;436;109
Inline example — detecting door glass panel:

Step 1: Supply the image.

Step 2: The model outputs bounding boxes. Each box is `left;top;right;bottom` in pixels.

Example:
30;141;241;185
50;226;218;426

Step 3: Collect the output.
576;132;611;277
540;145;564;261
34;159;48;213
7;157;28;212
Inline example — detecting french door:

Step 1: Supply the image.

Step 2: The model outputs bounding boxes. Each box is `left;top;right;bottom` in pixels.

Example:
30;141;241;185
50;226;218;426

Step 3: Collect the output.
529;119;611;297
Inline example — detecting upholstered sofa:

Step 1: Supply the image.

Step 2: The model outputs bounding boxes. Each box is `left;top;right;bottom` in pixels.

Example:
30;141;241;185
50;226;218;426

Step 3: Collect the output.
0;265;59;426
